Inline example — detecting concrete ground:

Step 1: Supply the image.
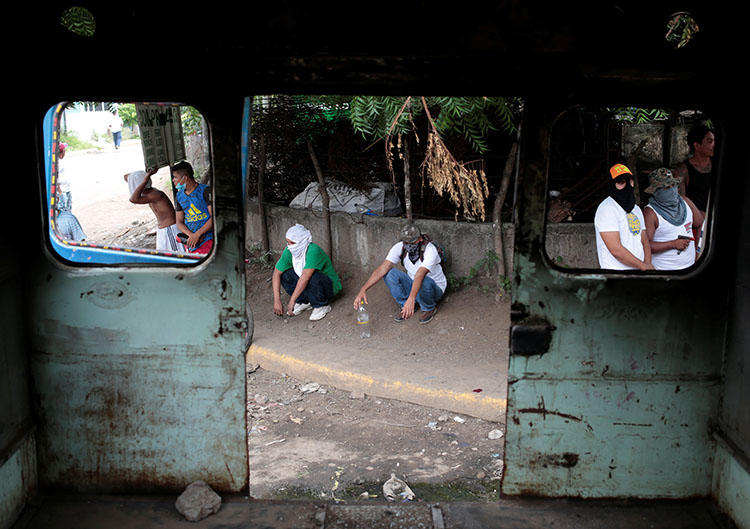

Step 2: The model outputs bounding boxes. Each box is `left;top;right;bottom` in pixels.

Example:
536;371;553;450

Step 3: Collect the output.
246;262;510;423
14;494;735;529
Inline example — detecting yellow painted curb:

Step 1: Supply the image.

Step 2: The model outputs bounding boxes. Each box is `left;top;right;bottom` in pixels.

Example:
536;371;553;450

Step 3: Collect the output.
247;344;506;422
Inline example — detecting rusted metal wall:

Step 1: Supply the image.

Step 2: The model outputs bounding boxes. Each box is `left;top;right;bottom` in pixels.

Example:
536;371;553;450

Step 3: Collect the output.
502;103;730;498
0;255;37;529
712;121;750;527
25;108;249;493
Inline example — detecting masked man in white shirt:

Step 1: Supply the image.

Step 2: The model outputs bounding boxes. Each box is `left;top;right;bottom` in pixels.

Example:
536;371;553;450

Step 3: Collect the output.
643;167;701;270
353;224;446;324
594;163;654;271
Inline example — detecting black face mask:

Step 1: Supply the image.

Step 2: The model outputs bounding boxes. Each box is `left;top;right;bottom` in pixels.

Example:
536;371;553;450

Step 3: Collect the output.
609;178;636;213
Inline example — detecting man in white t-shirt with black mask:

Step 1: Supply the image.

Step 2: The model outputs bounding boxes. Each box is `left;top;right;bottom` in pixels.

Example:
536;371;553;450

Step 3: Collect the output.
594;163;654;271
353;223;446;324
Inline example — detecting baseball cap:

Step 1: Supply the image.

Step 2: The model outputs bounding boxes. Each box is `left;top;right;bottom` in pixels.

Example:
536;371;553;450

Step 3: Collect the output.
609;163;632;180
644;167;681;194
399;224;421;243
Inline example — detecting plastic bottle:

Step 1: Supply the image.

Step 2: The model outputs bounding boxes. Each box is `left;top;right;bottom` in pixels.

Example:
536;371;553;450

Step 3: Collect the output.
357;302;371;338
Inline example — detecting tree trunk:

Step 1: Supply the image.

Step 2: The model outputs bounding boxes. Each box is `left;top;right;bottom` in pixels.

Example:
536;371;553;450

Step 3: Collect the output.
306;138;332;259
257;134;269;253
403;135;412;222
493;141;518;277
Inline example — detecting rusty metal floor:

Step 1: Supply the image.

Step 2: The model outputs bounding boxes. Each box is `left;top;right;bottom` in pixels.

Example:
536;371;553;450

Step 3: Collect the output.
12;494;736;529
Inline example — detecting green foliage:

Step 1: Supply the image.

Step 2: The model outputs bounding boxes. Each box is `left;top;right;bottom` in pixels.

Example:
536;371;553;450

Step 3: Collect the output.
248;95;382;204
609;107;669;124
117;104;138;128
181;106;204;136
350;96;520;154
60;132;98;151
665;13;699;49
448;251;511;295
246;244;275;269
60;6;96;37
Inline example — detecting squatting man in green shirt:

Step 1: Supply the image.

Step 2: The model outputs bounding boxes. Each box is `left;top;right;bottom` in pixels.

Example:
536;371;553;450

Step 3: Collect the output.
272;224;342;321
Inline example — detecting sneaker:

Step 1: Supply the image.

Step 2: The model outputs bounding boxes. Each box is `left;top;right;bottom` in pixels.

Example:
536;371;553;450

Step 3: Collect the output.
292;302;312;315
394;313;406;322
309;305;332;321
419;308;437;324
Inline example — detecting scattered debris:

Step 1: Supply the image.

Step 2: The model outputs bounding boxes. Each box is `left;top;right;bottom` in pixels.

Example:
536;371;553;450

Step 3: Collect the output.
382;473;415;502
453;416;466;423
350;390;365;400
488;429;504;440
300;382;321;394
255;394;268;405
265;439;285;447
438;415;449;422
289;416;304;424
331;467;345;503
247;364;260;374
175;480;222;522
426;421;441;431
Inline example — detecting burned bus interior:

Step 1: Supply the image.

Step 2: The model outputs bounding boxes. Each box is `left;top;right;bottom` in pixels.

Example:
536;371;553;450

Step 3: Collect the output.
4;2;748;528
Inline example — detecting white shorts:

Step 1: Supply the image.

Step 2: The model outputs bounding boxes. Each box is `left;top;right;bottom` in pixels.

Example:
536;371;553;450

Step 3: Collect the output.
156;224;187;253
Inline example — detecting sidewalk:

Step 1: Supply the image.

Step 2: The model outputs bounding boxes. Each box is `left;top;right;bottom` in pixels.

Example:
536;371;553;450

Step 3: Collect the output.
246;269;510;422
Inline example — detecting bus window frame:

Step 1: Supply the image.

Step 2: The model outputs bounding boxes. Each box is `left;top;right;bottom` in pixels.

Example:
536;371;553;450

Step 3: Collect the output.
541;106;721;280
43;101;212;267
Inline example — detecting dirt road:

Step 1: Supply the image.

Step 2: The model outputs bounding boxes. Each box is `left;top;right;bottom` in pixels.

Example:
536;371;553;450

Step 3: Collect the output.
245;260;510;501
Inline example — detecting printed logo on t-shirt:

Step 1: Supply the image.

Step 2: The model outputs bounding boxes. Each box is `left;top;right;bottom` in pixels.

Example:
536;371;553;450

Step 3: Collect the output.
626;212;641;235
684;222;692;233
185;204;208;223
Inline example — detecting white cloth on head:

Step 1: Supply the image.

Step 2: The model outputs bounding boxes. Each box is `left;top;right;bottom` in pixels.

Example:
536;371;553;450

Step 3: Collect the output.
127;170;151;196
285;224;312;277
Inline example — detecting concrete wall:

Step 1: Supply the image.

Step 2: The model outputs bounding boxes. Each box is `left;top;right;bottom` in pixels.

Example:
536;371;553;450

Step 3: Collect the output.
246;198;515;277
544;223;598;269
246;200;599;276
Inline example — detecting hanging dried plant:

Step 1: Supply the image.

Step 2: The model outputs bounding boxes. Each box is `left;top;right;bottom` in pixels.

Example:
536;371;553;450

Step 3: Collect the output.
419;98;489;221
421;130;489;220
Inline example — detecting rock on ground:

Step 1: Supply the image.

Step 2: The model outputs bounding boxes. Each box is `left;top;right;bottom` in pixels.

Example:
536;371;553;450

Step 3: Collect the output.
175;480;222;522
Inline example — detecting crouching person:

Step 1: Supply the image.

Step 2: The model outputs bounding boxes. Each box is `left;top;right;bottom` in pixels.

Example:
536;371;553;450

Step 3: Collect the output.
272;224;342;321
353;223;446;324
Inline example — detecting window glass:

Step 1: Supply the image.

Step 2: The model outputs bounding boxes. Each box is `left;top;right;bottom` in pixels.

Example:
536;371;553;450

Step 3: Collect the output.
44;102;213;265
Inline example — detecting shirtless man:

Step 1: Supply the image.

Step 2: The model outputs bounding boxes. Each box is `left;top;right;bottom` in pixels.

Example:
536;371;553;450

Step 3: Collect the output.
124;168;187;253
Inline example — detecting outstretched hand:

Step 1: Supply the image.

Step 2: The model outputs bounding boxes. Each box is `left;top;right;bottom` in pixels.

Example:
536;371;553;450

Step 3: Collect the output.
353;290;368;310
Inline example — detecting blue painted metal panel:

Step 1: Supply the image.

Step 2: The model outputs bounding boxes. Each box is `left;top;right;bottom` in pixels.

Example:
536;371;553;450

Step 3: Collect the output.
42;104;198;266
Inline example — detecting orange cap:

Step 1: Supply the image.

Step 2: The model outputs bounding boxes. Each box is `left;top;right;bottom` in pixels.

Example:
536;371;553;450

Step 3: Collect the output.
609;164;632;179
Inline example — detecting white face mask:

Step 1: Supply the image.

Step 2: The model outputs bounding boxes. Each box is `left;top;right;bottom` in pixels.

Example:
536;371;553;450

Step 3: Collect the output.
287;241;308;259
